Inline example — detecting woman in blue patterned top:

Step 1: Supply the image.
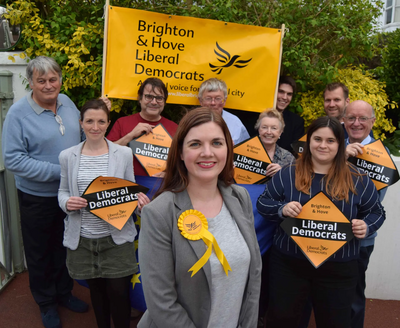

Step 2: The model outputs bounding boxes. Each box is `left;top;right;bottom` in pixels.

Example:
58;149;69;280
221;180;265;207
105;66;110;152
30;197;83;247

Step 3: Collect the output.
255;109;295;179
257;116;385;328
255;108;296;326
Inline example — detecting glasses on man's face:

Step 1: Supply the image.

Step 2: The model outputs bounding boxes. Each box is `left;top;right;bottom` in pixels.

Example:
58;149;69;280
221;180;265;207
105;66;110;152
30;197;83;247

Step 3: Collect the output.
202;97;225;104
144;94;165;103
54;114;65;135
344;116;374;123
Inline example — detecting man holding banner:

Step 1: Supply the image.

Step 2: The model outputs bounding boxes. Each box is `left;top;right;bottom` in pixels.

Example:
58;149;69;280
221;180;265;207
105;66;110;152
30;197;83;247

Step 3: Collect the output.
107;78;178;176
343;100;386;328
198;78;250;145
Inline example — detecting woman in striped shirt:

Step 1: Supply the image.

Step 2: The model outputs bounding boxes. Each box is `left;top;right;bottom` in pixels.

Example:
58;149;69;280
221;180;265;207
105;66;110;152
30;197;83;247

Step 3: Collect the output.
257;116;385;328
58;99;149;328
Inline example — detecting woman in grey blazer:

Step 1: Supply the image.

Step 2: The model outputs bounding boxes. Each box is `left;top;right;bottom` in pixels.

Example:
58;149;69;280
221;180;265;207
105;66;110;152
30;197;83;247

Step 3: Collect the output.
139;108;261;328
58;99;149;328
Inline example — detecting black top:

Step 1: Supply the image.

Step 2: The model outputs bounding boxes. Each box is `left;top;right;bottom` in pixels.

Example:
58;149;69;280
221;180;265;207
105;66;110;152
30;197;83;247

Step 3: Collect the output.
277;110;305;153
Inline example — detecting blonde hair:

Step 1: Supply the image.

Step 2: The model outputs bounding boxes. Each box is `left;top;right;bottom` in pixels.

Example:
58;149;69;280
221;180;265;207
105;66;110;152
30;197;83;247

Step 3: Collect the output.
254;108;285;131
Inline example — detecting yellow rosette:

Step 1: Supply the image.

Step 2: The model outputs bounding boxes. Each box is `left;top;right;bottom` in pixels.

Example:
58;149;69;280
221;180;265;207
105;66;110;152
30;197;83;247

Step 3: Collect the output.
178;209;232;277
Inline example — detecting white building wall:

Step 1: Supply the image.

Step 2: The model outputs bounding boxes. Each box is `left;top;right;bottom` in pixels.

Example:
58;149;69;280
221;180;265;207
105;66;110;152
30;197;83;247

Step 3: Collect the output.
371;3;400;300
366;156;400;300
0;51;29;102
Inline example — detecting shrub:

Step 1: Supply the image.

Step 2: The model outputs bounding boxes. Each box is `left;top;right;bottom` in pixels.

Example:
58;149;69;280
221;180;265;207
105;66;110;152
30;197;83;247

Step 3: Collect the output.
299;66;396;140
4;0;388;127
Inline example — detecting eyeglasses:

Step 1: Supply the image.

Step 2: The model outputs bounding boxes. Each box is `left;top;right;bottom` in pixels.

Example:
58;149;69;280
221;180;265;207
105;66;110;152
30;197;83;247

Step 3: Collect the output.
54;114;65;135
344;116;374;123
202;97;225;104
144;94;165;103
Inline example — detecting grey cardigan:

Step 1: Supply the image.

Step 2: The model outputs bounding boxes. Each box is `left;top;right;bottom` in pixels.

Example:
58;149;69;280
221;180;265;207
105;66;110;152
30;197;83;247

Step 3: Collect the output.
58;139;137;250
138;182;261;328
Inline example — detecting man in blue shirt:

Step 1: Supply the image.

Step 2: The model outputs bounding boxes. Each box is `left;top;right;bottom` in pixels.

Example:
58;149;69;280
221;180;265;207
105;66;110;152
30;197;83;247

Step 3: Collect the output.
2;56;88;328
198;78;250;145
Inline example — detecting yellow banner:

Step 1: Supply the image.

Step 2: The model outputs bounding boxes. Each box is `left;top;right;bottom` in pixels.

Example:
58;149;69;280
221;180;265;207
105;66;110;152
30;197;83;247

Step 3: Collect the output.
104;6;283;112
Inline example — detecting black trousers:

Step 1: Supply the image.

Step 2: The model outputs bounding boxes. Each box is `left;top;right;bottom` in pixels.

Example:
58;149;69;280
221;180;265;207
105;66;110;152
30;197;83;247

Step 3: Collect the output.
18;190;73;312
351;245;374;328
266;248;358;328
86;276;132;328
258;249;271;321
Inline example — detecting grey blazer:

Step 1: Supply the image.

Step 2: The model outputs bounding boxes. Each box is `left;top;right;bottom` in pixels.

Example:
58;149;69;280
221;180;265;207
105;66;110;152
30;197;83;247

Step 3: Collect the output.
58;139;137;250
138;182;261;328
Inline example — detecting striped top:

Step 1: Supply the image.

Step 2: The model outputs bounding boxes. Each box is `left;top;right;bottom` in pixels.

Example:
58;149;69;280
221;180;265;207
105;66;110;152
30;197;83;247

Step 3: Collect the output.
78;153;110;238
257;164;385;262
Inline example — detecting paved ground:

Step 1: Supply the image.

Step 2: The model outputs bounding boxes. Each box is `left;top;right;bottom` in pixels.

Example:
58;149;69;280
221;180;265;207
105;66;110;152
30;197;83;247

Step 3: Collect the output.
0;272;399;327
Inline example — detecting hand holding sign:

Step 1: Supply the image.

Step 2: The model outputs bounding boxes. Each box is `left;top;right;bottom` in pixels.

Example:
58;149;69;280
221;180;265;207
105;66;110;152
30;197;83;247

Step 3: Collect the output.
265;163;282;177
129;123;155;140
345;143;364;159
136;192;151;211
282;201;302;217
352;219;368;239
66;196;88;211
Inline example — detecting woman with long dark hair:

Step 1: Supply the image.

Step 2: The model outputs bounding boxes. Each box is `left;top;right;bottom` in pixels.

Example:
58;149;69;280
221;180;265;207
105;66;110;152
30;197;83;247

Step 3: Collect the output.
257;116;385;328
138;107;261;328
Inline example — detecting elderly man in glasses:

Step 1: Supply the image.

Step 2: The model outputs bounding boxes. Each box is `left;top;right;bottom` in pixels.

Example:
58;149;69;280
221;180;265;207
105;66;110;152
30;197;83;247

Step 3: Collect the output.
2;56;88;328
198;78;250;145
107;77;178;176
344;100;386;328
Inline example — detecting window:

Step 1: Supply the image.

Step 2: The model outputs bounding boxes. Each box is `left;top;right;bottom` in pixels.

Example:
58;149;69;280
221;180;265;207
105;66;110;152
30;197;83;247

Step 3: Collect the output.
385;0;400;24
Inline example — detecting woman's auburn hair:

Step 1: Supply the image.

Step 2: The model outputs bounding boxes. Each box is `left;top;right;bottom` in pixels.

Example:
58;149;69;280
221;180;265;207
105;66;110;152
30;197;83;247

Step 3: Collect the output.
155;107;234;198
295;116;361;202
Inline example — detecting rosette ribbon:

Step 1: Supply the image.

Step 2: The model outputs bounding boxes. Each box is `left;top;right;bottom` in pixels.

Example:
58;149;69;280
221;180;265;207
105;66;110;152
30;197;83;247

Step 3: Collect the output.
178;209;232;277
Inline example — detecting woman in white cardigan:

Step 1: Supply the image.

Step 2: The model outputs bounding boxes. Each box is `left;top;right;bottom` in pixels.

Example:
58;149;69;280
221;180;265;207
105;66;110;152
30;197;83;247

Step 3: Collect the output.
58;99;149;328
